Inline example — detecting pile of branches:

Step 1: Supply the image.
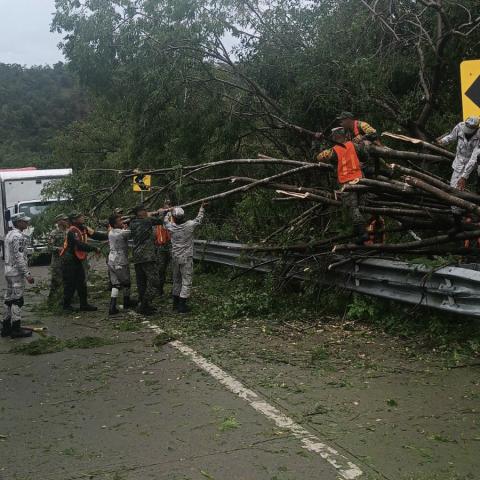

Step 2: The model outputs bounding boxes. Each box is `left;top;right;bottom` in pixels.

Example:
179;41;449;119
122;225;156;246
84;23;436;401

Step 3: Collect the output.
91;135;480;260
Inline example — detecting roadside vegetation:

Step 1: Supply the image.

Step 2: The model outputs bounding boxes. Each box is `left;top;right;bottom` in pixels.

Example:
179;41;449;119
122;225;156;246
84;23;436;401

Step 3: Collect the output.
11;335;115;355
149;266;480;364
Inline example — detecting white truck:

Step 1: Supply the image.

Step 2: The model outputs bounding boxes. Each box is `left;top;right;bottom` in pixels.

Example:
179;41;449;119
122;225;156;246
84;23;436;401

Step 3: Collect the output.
0;168;72;255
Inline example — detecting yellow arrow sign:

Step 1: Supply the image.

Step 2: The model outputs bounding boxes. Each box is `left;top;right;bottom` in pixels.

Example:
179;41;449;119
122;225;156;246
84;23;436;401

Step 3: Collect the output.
461;60;480;120
133;174;151;192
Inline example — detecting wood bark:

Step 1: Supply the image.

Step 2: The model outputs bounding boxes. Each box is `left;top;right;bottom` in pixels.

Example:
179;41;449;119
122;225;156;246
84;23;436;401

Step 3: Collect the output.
366;145;451;163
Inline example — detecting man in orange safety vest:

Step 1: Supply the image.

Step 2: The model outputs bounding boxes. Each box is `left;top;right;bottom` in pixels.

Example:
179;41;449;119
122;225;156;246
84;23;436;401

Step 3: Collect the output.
316;127;372;244
60;212;108;312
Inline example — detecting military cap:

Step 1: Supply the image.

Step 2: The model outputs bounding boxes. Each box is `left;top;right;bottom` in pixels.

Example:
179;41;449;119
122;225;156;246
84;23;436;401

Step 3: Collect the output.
11;212;31;224
465;116;480;129
337;111;355;120
68;211;82;221
172;207;185;218
55;213;68;222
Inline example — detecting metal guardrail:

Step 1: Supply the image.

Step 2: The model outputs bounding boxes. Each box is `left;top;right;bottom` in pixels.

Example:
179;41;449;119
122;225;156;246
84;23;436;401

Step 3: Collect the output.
194;240;480;318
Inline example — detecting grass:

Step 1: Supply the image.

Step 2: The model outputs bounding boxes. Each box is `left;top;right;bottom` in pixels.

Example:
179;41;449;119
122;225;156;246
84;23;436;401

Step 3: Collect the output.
139;268;480;368
114;318;142;332
11;336;115;355
152;332;175;347
33;263;480;363
218;416;240;432
309;346;330;364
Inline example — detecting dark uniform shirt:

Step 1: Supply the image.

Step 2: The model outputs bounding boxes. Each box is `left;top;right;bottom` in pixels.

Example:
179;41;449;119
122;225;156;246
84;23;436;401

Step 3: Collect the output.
63;227;107;261
129;217;164;264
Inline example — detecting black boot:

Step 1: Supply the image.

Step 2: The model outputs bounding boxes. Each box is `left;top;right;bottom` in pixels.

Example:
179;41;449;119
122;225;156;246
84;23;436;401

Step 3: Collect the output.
136;302;156;316
123;296;138;309
177;298;189;314
109;298;119;316
10;321;32;339
172;295;180;311
80;304;98;312
1;319;12;338
63;304;77;312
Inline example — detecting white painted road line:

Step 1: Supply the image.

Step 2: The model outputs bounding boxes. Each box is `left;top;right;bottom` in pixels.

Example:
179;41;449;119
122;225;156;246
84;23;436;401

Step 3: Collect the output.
143;321;363;479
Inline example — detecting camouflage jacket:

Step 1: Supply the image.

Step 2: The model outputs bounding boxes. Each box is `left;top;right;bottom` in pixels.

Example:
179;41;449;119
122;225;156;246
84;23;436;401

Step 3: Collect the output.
439;122;480;177
4;228;30;277
164;207;204;261
48;227;66;257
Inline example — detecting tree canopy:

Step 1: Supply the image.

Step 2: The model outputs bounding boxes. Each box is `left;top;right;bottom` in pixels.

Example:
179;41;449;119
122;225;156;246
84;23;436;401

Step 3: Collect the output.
0;62;87;168
45;1;480;243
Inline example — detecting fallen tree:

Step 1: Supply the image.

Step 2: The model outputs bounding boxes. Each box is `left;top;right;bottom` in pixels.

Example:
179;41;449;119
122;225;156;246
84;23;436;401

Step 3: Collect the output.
84;140;480;263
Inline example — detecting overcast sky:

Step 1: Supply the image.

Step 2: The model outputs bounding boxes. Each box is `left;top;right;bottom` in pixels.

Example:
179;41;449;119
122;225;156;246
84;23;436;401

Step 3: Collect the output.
0;0;64;66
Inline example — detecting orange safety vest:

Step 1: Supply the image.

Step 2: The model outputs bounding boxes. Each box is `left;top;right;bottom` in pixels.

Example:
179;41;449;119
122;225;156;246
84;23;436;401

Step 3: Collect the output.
365;216;386;245
333;141;363;184
154;225;171;246
60;225;88;260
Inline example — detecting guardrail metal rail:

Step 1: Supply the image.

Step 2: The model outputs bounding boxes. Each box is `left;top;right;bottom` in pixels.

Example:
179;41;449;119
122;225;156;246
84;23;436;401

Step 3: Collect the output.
194;240;480;318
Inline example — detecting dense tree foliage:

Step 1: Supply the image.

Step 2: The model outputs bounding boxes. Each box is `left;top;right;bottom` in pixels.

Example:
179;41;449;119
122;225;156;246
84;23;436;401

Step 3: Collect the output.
0;63;87;168
47;0;480;241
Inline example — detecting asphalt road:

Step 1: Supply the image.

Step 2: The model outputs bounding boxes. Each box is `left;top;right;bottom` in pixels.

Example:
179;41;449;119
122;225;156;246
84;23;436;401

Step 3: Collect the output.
0;264;358;480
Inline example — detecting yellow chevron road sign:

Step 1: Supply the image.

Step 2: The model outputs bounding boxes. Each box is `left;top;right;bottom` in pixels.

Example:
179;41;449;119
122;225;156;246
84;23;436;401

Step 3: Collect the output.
461;60;480;120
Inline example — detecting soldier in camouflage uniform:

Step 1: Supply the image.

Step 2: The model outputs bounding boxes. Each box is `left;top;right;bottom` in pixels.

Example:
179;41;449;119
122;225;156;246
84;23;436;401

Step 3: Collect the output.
164;204;205;314
107;214;137;315
316;128;370;244
1;213;35;339
438;117;480;193
129;205;166;316
61;212;107;312
47;213;69;304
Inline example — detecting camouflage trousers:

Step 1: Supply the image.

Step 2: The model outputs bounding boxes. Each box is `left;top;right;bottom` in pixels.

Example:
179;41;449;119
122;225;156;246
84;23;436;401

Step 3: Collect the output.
134;261;160;305
172;257;193;299
342;191;365;227
4;274;25;323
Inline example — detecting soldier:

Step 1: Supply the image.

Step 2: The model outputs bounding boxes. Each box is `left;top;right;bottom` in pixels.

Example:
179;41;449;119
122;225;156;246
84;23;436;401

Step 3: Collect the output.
316;127;370;244
129;205;166;316
47;213;69;304
337;111;381;145
107;214;137;315
437;117;480;192
164;203;205;314
60;212;107;312
1;213;35;338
